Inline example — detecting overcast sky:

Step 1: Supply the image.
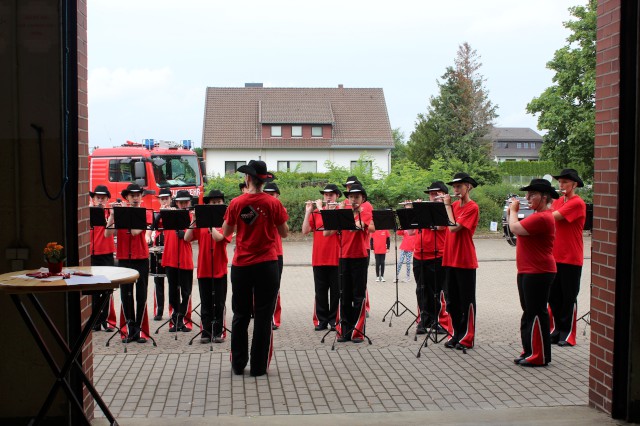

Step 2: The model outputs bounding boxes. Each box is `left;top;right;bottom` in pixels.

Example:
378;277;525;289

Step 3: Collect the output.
87;1;581;149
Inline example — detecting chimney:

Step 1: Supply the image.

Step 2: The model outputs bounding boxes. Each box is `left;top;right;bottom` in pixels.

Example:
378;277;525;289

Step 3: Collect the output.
245;83;263;88
338;84;344;89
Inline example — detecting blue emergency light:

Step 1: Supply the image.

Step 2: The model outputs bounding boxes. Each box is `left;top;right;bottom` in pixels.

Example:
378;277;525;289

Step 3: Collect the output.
143;139;155;149
181;139;192;150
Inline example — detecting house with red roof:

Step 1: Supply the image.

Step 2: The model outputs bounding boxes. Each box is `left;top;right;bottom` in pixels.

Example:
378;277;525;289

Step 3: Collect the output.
201;84;394;176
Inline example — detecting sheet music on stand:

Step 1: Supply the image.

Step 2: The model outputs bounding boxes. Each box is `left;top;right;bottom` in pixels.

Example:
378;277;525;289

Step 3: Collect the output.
159;209;191;231
320;209;358;231
194;204;227;229
396;202;451;230
90;207;107;227
112;206;148;230
372;209;397;231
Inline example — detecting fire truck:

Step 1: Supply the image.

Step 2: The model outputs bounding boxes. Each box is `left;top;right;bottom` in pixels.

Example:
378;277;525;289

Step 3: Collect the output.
89;139;206;211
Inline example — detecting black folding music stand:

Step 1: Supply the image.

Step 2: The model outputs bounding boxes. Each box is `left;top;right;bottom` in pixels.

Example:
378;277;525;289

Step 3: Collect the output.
399;202;455;357
319;209;372;348
188;204;231;349
105;206;157;351
154;209;194;338
89;207;107;228
374;209;416;327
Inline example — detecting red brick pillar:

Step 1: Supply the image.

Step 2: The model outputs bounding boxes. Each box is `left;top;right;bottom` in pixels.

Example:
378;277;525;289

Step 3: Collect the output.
590;0;621;414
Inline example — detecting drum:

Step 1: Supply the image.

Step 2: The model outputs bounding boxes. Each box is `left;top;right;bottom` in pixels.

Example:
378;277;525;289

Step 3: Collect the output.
149;246;166;277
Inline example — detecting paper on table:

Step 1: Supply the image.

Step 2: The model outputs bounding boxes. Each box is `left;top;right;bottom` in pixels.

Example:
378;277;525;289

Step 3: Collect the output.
64;275;111;286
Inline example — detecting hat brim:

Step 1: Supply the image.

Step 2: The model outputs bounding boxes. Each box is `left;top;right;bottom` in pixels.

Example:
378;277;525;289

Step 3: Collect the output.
344;190;367;200
320;189;342;197
237;165;276;182
89;191;111;199
552;174;584;187
446;177;478;187
520;185;560;199
121;190;142;198
203;196;224;203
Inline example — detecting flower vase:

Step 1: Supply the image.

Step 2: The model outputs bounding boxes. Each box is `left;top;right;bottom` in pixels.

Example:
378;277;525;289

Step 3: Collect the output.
47;262;63;274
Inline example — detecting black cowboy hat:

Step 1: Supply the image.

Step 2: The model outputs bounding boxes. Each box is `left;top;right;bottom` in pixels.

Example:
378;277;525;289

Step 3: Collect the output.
263;182;280;195
343;175;361;188
520;178;559;199
157;188;171;198
174;190;192;201
447;172;478;188
344;183;367;200
320;183;342;198
552;168;584;188
121;183;143;198
90;185;111;199
203;189;225;204
237;160;275;182
424;181;449;194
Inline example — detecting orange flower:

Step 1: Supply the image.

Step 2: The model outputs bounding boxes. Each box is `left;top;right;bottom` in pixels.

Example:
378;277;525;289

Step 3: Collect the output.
43;242;66;263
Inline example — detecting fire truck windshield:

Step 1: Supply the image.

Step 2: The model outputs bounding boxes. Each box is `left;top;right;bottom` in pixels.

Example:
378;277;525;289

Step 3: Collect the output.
151;155;201;187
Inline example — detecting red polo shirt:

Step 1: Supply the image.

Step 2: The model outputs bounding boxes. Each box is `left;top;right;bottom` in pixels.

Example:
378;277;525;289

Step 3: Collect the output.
552;195;586;266
193;227;232;278
340;209;372;259
308;211;339;266
442;200;479;269
413;228;447;260
516;210;556;274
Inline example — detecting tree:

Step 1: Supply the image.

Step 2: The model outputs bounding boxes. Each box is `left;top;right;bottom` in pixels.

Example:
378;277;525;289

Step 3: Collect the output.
526;0;596;178
390;128;408;165
407;42;498;170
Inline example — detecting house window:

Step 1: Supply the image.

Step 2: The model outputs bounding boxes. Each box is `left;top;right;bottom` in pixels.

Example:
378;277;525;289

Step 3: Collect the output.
291;126;302;137
225;161;246;175
277;161;317;173
531;142;536;149
311;126;323;137
350;161;372;174
517;142;522;149
523;142;529;149
271;126;282;137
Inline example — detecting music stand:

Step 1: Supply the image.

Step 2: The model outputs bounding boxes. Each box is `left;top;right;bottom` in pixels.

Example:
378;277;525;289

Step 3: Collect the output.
319;209;372;348
188;204;231;349
374;210;416;327
105;206;157;350
154;209;193;338
400;202;455;357
90;207;107;228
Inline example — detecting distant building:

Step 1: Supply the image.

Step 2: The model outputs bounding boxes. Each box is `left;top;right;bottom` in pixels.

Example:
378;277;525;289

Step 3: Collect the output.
488;127;543;162
201;84;394;176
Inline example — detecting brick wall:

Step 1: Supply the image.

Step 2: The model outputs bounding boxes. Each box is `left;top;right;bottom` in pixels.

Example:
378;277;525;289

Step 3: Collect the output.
590;0;621;414
77;0;93;419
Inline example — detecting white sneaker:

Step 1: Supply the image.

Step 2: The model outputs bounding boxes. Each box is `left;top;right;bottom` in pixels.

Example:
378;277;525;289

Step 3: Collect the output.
375;277;381;282
381;277;386;282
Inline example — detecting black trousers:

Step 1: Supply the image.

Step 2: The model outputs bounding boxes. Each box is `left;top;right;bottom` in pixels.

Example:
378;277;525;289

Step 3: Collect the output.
231;261;280;376
118;258;149;335
339;257;368;338
518;273;555;364
413;257;445;328
313;265;339;327
548;263;582;344
446;267;476;347
91;254;114;323
374;254;386;277
154;276;165;317
166;267;193;321
198;276;227;338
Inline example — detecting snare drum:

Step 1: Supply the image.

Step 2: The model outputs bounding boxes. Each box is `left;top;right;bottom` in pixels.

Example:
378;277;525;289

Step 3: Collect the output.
149;246;166;277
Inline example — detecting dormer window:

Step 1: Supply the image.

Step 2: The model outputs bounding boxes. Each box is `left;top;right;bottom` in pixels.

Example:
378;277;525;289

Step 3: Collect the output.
311;126;323;137
291;126;302;137
271;126;282;137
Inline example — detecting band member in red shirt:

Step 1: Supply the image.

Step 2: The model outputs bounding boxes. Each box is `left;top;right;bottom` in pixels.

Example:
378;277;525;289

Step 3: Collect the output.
186;189;232;343
325;184;374;343
162;190;194;332
105;183;152;343
508;178;558;367
549;169;586;347
150;188;172;321
412;181;452;336
442;173;479;350
89;185;116;332
302;184;341;331
264;182;285;330
372;229;390;282
222;160;289;377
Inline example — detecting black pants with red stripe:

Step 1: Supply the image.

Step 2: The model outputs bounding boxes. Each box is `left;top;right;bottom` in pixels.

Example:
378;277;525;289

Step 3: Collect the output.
91;254;114;323
118;258;149;336
446;267;476;347
413;257;445;328
518;273;555;364
198;276;227;339
339;257;368;338
548;263;582;344
166;267;193;323
313;265;339;328
231;260;279;376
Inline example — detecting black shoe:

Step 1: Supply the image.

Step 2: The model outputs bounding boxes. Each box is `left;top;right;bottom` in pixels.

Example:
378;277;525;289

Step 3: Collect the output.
557;340;572;347
232;366;244;375
456;343;471;350
518;359;548;367
444;340;458;349
337;335;351;342
181;325;192;332
137;337;147;343
272;323;279;330
169;325;177;332
153;314;163;321
121;335;137;343
513;356;526;364
416;326;427;335
213;336;225;343
315;324;328;331
250;369;266;377
550;333;560;344
102;322;114;332
351;337;364;343
200;337;211;344
92;324;101;332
